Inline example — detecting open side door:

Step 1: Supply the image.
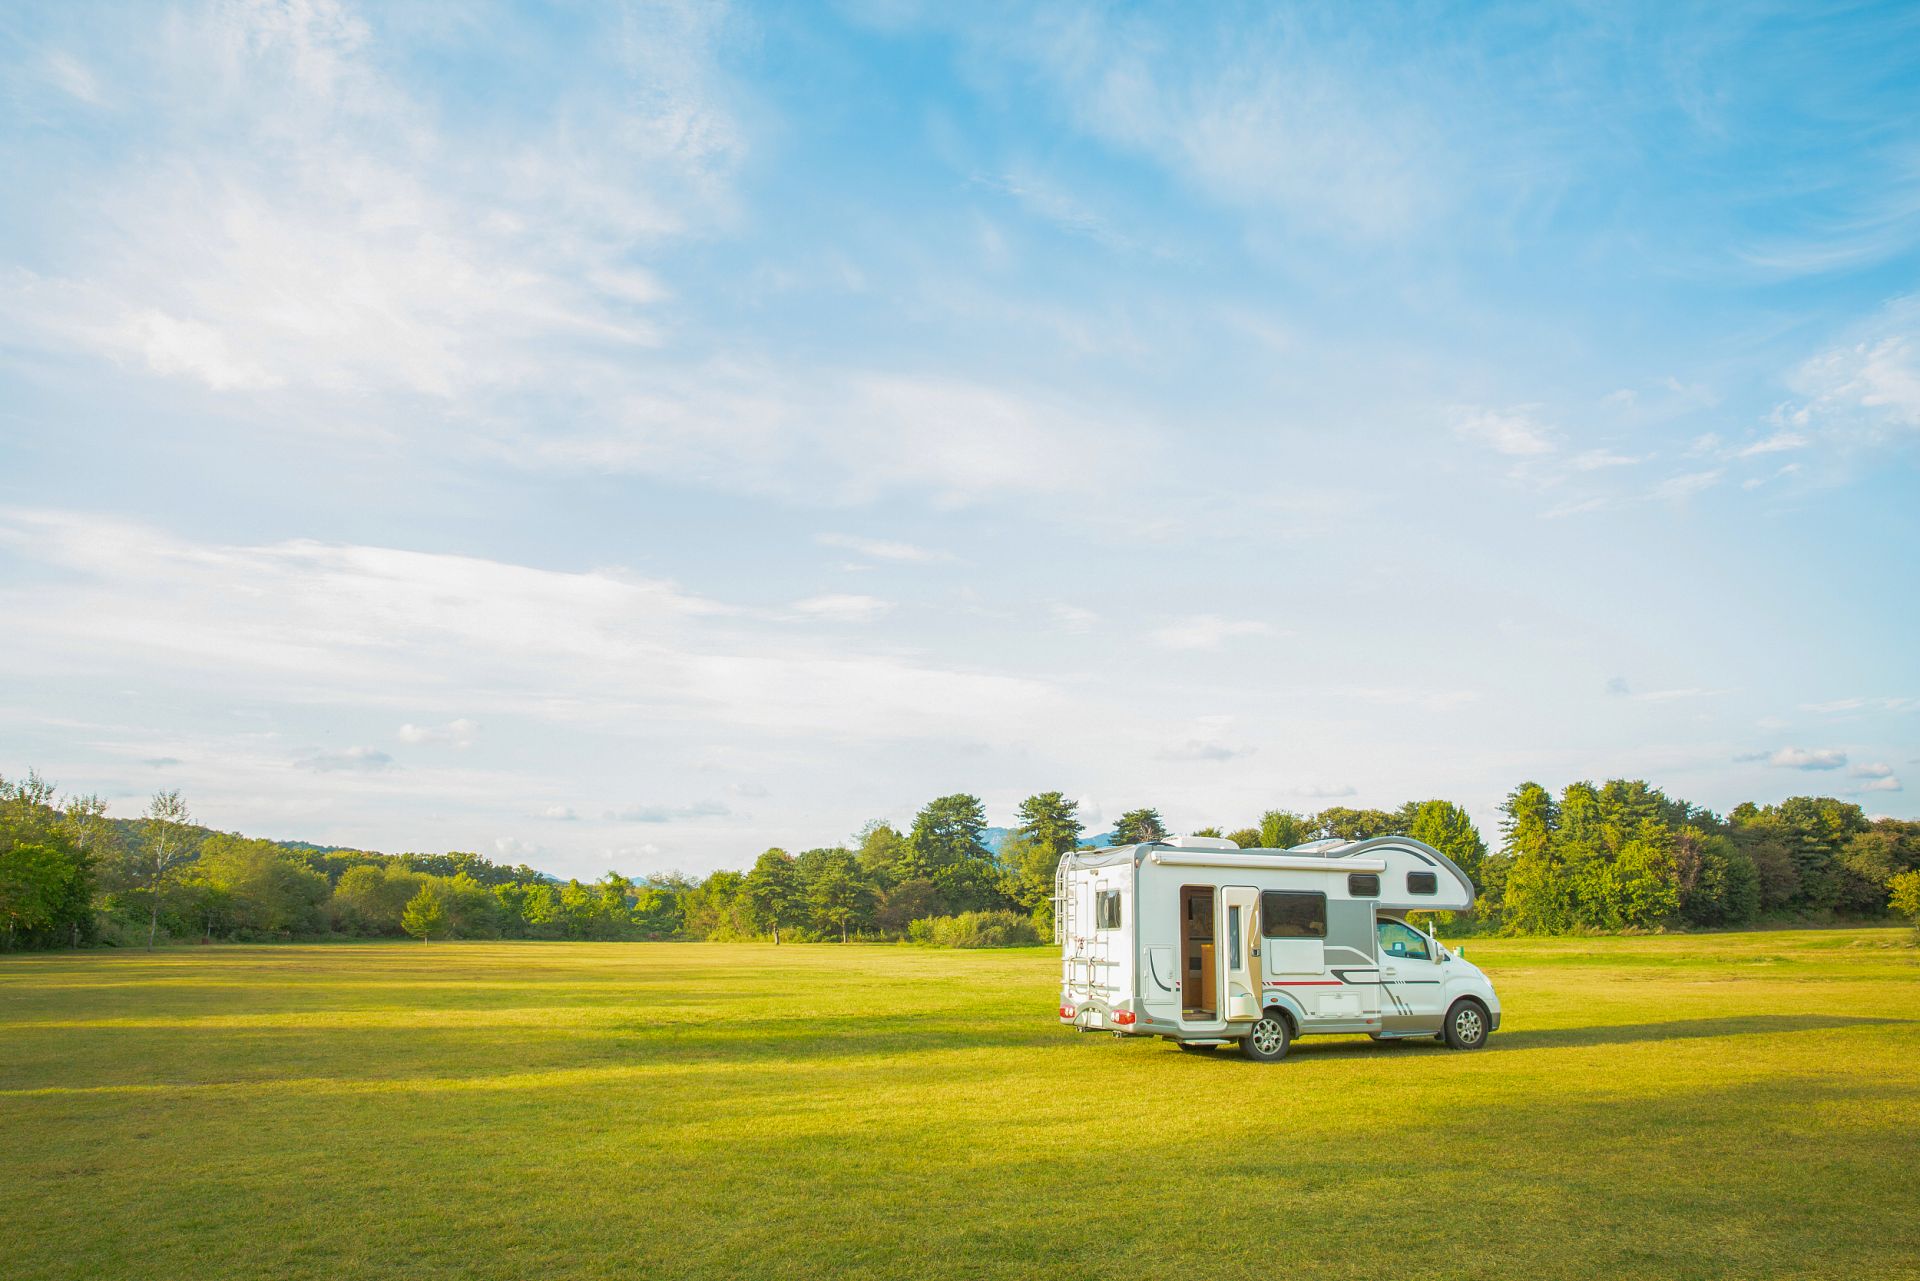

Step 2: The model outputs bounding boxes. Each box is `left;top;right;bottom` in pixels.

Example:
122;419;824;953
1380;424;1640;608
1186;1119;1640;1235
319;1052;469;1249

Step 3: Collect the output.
1222;885;1260;1022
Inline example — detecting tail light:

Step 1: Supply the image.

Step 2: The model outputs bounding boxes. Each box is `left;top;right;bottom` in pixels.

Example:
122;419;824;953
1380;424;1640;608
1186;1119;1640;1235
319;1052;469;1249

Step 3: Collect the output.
1058;1004;1075;1018
1113;1010;1137;1026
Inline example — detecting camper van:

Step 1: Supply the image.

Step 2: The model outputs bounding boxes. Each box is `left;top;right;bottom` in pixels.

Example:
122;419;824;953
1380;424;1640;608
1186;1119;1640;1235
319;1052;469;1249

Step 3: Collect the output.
1056;834;1500;1061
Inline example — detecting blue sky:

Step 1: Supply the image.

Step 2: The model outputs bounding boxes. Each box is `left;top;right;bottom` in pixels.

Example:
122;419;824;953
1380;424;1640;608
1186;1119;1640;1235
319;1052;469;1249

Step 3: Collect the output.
2;1;1916;878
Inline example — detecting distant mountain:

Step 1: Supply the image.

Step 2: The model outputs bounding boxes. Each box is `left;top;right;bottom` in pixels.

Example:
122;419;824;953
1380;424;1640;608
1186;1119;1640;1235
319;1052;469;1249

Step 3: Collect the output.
983;825;1112;853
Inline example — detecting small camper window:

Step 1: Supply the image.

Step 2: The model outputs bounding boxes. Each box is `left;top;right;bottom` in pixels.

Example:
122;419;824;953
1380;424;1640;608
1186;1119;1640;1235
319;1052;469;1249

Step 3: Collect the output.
1094;890;1122;930
1347;873;1380;897
1407;871;1439;896
1260;891;1326;939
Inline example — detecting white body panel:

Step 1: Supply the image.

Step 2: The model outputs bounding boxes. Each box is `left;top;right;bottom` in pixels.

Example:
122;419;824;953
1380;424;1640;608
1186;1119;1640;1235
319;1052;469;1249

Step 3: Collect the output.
1057;836;1501;1047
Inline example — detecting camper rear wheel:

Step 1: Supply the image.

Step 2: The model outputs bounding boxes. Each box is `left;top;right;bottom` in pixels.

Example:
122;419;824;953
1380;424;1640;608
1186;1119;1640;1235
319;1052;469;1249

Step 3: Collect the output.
1241;1013;1291;1063
1443;999;1490;1051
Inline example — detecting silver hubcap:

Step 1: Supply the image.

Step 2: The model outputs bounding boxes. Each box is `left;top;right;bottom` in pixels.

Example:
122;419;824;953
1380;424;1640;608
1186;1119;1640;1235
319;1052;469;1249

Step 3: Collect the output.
1455;1007;1483;1043
1250;1019;1284;1055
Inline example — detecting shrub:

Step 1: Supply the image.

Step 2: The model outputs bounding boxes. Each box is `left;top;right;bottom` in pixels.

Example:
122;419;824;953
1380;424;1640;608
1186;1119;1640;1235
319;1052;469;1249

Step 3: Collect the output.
908;910;1042;948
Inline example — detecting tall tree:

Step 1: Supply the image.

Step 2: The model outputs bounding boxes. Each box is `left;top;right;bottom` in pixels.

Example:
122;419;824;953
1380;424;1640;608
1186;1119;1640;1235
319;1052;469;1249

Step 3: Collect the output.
1014;792;1083;856
137;790;197;950
400;884;448;942
1258;810;1315;849
906;795;991;878
743;848;800;943
801;848;874;942
1110;808;1166;846
853;821;913;888
1406;800;1488;888
1313;807;1397;841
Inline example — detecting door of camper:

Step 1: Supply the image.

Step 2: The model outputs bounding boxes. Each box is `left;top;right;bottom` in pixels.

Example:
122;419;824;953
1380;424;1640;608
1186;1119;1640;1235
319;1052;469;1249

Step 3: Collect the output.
1222;885;1260;1021
1177;884;1226;1032
1376;916;1446;1034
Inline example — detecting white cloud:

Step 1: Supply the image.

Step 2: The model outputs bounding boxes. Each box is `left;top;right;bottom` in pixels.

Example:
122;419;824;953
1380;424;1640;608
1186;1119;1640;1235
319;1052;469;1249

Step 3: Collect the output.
398;718;479;748
1650;469;1722;501
1569;449;1642;471
294;745;394;772
541;805;579;821
1779;298;1920;442
996;15;1443;239
1800;696;1919;714
1453;406;1556;457
816;533;952;564
1151;615;1273;651
791;594;892;623
1051;604;1100;633
1738;746;1849;771
0;510;1065;747
1851;762;1895;779
1736;431;1809;458
605;800;730;823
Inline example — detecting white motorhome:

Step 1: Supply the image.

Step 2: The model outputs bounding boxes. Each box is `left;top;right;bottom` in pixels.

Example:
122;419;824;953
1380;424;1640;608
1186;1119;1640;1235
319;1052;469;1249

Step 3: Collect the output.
1056;834;1500;1061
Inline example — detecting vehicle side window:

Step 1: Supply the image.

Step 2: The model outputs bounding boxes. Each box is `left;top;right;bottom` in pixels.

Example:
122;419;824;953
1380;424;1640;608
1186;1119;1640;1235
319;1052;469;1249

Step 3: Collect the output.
1376;919;1430;961
1407;871;1438;896
1347;873;1380;897
1228;906;1242;970
1260;890;1326;939
1095;890;1121;930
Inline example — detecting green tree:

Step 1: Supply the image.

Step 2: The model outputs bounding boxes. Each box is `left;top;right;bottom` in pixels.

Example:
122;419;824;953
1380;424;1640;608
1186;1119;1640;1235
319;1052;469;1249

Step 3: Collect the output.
1225;827;1262;849
1406;800;1488;889
906;795;992;878
1314;806;1397;841
1889;870;1920;925
400;884;448;941
137;790;198;949
331;864;426;935
1014;792;1083;856
193;836;330;937
1258;810;1316;849
853;821;913;889
1110;808;1166;846
801;847;874;941
743;848;800;943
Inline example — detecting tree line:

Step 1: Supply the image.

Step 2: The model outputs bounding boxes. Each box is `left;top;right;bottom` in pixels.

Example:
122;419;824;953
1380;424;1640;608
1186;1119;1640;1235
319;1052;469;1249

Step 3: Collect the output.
3;768;1917;950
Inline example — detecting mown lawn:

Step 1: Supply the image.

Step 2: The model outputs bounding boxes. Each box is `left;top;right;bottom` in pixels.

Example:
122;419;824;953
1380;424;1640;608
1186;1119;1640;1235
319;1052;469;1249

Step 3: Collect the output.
3;930;1918;1281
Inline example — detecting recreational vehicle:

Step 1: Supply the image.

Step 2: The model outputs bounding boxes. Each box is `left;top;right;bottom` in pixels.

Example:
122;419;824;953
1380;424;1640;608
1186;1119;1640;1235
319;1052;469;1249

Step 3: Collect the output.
1055;834;1500;1061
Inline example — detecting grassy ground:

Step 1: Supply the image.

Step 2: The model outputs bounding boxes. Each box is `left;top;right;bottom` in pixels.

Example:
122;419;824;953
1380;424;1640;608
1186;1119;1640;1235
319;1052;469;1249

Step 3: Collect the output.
3;931;1918;1281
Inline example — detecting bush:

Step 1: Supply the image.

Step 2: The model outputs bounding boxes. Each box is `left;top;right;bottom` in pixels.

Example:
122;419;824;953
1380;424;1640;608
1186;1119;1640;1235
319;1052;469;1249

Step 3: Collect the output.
908;910;1042;948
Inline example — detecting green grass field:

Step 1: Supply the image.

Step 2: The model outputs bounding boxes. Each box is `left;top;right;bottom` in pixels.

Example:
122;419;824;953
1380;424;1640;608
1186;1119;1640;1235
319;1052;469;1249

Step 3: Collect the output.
4;931;1918;1281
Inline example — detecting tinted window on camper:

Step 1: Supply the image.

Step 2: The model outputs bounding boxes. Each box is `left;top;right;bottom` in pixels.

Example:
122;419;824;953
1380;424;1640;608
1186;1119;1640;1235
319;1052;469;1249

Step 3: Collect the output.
1407;871;1438;896
1095;890;1121;930
1348;873;1380;897
1260;891;1326;939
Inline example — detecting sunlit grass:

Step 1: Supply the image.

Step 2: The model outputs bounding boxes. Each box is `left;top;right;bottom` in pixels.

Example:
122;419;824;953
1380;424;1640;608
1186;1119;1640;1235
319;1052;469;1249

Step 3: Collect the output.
4;931;1918;1280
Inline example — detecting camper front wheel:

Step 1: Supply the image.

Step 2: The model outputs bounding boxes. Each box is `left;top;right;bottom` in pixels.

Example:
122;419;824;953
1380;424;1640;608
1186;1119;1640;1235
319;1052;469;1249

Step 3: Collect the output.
1241;1014;1291;1063
1443;999;1490;1050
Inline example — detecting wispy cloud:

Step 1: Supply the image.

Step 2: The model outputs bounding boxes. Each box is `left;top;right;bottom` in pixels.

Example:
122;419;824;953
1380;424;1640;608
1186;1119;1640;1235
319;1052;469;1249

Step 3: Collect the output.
1453;406;1556;457
816;533;952;564
294;745;394;773
790;594;893;623
398;718;479;748
1735;746;1849;771
1150;615;1274;651
605;800;731;823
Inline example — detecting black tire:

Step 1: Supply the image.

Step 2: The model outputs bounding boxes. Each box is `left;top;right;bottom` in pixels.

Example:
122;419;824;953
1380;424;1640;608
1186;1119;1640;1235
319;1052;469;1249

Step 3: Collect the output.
1443;999;1490;1050
1241;1012;1291;1062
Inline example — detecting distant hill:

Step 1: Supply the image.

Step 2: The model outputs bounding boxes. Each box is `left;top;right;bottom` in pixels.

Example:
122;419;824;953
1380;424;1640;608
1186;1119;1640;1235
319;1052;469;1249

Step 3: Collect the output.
983;825;1112;853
